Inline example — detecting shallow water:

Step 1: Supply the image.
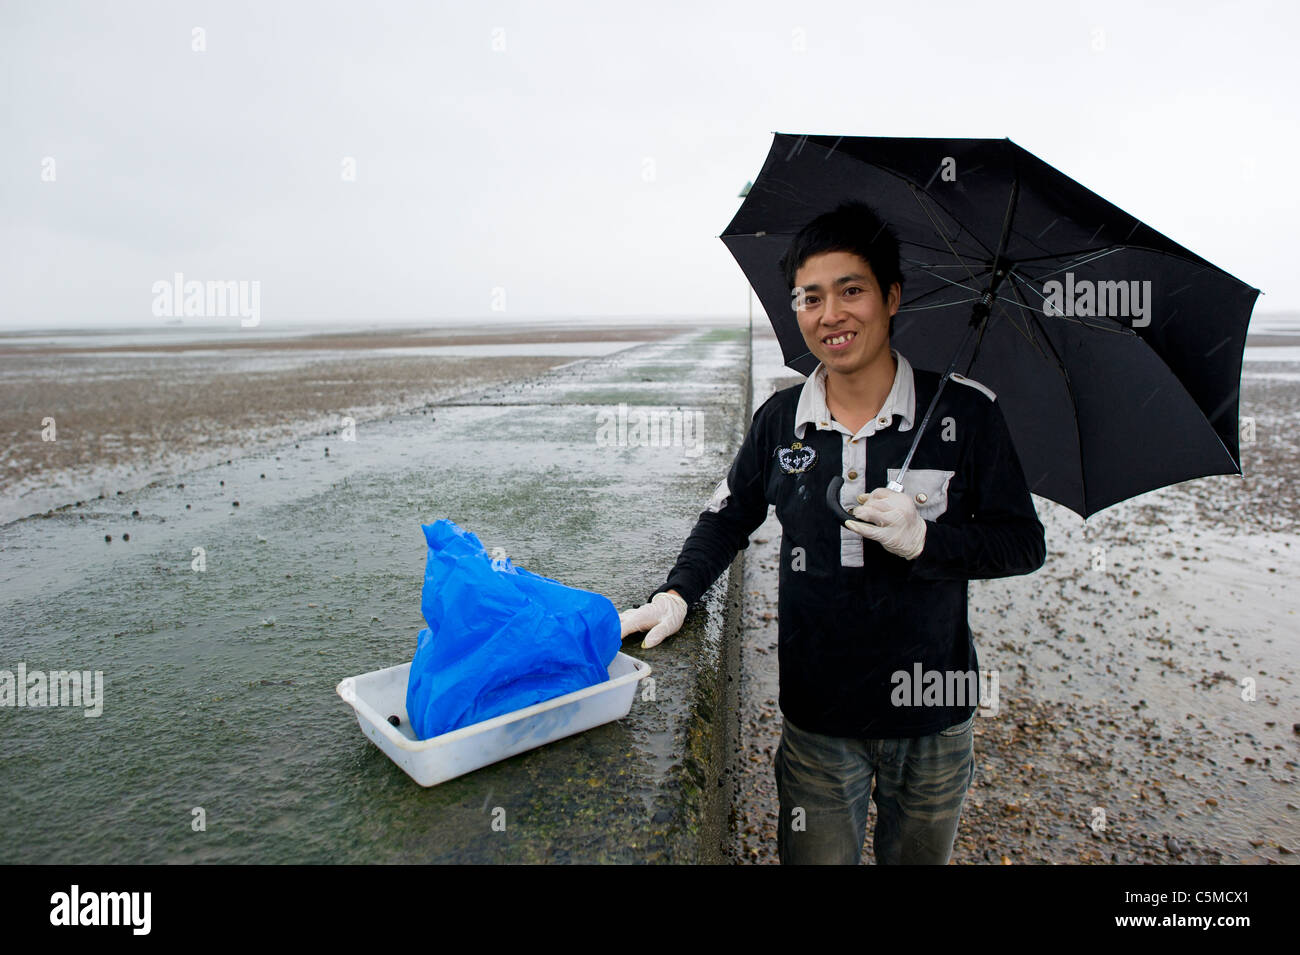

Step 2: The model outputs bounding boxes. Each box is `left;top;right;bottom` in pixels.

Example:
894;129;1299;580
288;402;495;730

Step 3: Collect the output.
0;329;751;862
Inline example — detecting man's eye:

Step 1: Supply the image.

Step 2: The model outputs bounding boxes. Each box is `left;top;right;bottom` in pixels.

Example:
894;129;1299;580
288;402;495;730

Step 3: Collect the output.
845;287;862;295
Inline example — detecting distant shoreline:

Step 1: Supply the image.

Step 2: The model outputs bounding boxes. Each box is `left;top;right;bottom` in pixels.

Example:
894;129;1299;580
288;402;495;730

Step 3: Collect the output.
0;320;743;357
1244;334;1300;347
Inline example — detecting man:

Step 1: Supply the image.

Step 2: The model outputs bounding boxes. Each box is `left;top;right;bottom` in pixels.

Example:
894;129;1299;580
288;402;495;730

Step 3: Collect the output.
619;200;1046;864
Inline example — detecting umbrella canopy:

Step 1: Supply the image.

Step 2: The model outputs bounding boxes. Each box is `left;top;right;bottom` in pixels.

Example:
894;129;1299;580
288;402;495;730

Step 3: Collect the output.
721;133;1260;519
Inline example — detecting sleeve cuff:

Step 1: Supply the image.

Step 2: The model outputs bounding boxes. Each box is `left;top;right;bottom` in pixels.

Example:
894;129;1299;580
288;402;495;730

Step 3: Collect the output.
906;521;952;578
648;581;694;607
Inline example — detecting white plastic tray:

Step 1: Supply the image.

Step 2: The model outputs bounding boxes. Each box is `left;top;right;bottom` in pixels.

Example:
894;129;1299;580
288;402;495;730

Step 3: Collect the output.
337;652;652;787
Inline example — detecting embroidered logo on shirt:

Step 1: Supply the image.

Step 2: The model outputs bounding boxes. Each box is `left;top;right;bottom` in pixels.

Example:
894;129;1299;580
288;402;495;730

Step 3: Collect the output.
777;441;817;474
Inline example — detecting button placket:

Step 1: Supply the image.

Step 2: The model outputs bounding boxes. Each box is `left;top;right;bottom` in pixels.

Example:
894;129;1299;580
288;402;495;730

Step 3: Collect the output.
839;431;868;567
838;433;853;565
845;432;867;509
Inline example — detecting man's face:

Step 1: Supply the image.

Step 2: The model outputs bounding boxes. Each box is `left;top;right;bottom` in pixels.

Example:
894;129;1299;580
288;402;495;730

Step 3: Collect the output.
793;250;899;376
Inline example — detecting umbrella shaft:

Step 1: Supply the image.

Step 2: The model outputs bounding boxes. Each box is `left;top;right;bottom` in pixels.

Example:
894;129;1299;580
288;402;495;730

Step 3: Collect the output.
891;315;984;490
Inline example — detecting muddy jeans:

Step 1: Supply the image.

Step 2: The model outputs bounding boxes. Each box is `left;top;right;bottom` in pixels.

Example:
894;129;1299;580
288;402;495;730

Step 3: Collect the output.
774;713;976;864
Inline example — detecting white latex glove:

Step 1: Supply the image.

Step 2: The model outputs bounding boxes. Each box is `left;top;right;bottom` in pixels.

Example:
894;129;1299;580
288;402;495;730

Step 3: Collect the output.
845;487;927;560
618;590;688;649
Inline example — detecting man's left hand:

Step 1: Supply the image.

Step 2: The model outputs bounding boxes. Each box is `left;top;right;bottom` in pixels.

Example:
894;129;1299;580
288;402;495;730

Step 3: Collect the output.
844;487;927;560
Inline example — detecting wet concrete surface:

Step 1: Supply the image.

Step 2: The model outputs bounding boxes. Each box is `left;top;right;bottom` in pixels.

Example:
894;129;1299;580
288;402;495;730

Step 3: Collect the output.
0;328;751;863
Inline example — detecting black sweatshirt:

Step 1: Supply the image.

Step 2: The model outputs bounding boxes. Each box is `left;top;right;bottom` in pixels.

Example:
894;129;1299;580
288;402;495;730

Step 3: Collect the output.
648;357;1046;738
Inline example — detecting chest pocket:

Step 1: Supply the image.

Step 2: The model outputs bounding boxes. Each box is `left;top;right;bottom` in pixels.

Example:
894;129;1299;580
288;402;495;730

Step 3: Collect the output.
887;467;956;522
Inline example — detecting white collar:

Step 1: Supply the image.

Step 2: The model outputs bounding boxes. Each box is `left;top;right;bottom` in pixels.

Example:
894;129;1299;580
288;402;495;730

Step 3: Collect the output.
794;348;915;440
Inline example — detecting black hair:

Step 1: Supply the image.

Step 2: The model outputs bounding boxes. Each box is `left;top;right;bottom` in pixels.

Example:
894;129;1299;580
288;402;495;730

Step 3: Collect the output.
779;199;904;337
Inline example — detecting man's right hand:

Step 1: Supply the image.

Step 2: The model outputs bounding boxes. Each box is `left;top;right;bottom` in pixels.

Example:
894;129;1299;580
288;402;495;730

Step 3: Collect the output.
618;590;687;649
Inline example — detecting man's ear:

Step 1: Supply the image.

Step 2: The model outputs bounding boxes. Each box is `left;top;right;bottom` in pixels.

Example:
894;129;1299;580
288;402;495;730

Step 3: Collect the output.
887;281;901;315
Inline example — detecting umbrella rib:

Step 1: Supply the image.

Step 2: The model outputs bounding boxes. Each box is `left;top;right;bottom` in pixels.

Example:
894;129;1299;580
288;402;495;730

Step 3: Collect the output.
901;239;989;260
901;260;986;297
1017;247;1127;283
900;257;1043;320
1015;243;1241;287
897;262;1052;320
1002;272;1055;359
785;345;816;369
906;184;985;288
991;288;1059;320
894;252;998;313
1013;245;1119;264
900;297;983;312
829;145;996;263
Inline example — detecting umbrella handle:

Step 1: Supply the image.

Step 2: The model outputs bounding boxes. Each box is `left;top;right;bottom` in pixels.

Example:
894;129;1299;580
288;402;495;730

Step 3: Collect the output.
826;476;856;524
828;474;910;525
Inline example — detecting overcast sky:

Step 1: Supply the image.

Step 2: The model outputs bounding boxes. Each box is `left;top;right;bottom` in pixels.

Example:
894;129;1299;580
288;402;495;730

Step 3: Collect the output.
2;0;1295;330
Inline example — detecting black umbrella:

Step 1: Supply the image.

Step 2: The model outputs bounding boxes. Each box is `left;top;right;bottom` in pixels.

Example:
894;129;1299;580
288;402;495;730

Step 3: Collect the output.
721;133;1260;519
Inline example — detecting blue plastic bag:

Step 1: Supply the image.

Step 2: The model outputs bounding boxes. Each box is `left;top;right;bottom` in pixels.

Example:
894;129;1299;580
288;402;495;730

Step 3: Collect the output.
405;520;621;740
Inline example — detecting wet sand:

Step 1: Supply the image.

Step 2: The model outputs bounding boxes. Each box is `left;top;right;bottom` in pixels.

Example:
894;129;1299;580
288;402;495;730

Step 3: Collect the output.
732;330;1300;864
0;322;680;525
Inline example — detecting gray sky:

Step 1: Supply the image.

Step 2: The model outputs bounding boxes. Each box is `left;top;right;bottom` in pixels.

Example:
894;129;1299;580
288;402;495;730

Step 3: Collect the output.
2;0;1295;329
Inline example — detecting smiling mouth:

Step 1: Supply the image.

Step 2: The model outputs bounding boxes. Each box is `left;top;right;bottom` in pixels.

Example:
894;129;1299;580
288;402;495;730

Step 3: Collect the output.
822;330;857;347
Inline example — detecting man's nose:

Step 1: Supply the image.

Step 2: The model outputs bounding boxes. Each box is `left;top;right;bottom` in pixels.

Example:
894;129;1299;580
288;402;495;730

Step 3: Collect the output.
822;292;850;323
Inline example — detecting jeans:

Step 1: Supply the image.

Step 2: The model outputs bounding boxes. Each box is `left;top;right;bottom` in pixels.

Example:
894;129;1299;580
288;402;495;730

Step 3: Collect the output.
774;713;976;864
